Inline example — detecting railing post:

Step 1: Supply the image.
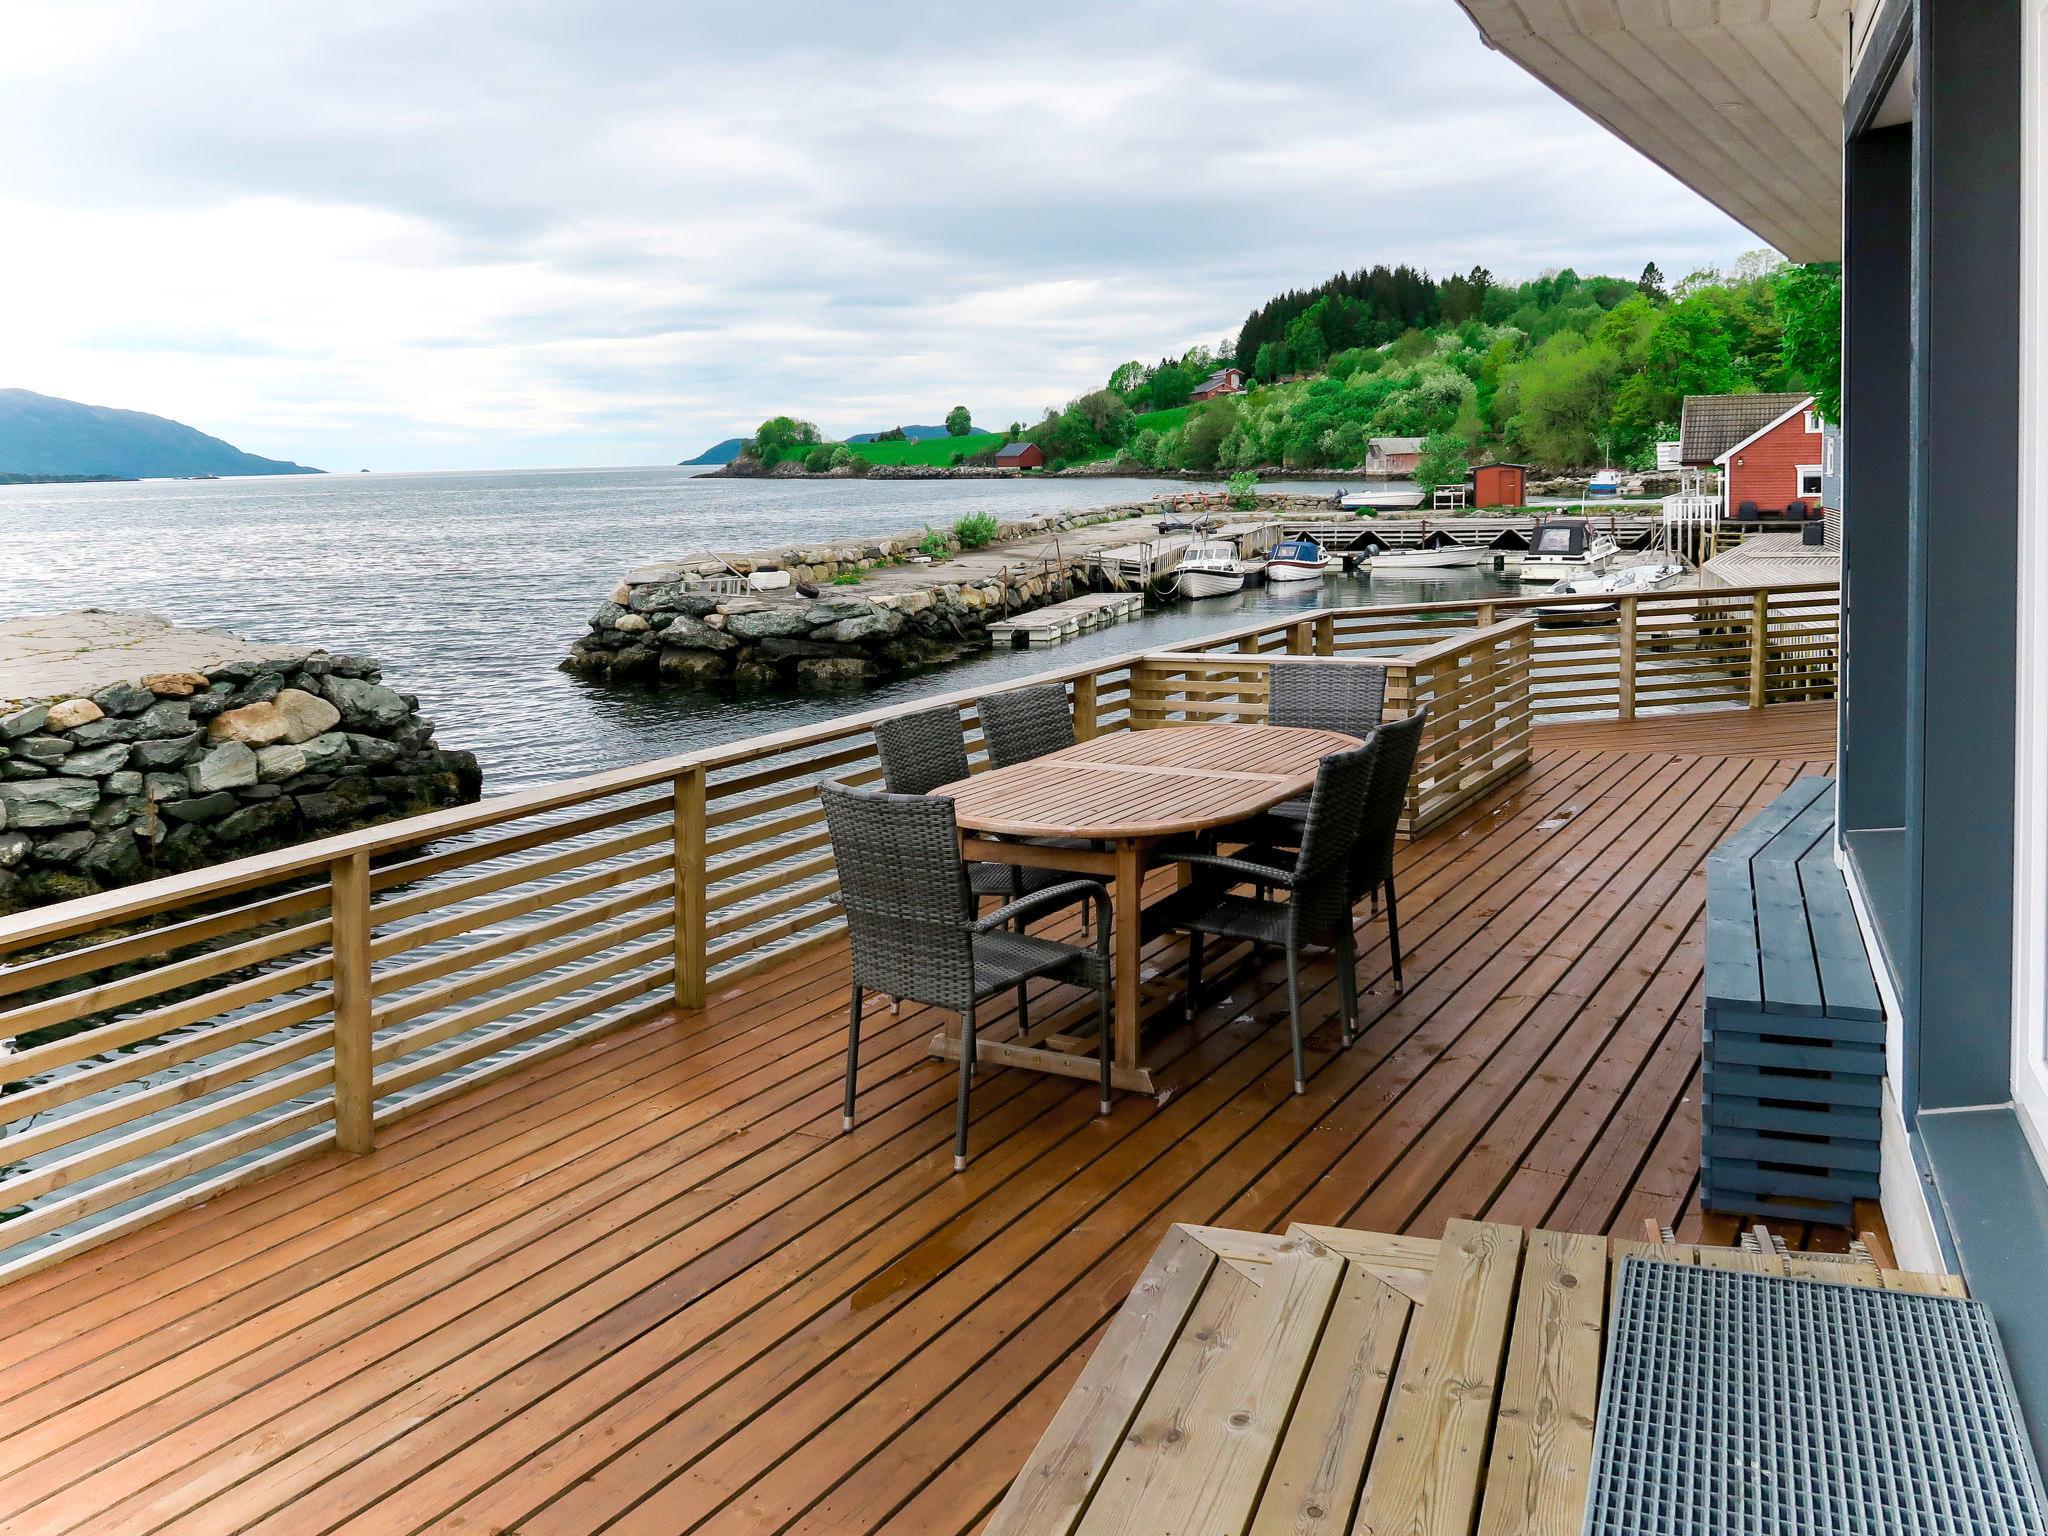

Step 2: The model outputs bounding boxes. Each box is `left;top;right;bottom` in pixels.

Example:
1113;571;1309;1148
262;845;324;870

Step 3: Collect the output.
1476;602;1496;627
330;851;374;1155
673;766;708;1010
1072;672;1099;740
1314;614;1334;656
1286;620;1310;655
1617;596;1638;721
1749;591;1769;709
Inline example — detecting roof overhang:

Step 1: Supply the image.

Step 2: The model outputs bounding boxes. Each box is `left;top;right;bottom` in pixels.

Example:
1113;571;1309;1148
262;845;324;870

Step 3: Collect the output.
1714;394;1818;464
1453;1;1849;262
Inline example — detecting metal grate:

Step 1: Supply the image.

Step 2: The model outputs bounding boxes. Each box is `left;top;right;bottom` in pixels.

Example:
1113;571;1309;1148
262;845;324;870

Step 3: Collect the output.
1585;1259;2048;1535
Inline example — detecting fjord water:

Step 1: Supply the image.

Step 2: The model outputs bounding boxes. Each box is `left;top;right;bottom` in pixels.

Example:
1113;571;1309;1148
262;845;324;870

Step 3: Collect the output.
0;466;1515;790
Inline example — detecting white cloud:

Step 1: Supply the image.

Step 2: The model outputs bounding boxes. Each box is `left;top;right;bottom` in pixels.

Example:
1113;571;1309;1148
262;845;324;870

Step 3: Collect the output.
0;0;1759;469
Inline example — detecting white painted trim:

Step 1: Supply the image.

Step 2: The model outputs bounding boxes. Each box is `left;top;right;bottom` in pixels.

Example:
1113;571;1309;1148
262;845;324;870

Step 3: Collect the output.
1839;839;1908;1115
1882;1085;1946;1274
1797;464;1824;498
1711;394;1821;466
2015;0;2048;1175
1803;409;1823;435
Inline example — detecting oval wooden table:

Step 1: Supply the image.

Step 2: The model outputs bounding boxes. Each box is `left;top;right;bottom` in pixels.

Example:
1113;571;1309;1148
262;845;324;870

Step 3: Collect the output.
931;723;1360;1094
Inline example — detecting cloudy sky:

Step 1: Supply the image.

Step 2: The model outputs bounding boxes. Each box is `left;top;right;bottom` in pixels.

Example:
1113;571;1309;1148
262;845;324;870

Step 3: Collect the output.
0;0;1757;472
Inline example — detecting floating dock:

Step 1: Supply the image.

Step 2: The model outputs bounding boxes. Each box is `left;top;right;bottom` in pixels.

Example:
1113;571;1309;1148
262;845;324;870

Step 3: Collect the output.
986;592;1144;649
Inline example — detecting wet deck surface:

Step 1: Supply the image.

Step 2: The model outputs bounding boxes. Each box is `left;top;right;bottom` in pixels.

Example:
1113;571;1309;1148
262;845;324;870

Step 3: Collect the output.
0;703;1859;1535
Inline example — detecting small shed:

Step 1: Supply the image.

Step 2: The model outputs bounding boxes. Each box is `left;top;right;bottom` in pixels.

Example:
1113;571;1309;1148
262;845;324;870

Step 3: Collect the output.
1469;463;1528;508
994;441;1044;470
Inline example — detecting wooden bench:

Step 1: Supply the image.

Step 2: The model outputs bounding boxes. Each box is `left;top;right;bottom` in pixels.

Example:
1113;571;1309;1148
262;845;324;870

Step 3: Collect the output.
1703;776;1884;1226
988;1219;1961;1536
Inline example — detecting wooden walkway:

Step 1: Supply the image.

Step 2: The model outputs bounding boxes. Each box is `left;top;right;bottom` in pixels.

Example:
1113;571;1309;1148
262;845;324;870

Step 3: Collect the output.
0;705;1856;1535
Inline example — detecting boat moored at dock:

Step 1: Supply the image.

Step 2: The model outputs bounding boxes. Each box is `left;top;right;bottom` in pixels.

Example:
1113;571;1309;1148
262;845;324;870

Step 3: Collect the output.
1265;536;1333;582
1172;539;1251;598
1518;516;1620;583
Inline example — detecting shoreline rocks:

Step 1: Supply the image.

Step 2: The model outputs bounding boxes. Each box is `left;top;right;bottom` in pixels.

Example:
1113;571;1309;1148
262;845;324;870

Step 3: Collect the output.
0;648;481;913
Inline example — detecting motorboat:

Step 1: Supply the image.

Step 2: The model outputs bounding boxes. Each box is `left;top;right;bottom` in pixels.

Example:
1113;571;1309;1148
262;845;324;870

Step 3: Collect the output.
1537;560;1689;622
1586;468;1623;498
1174;539;1250;598
1518;517;1620;583
1369;539;1487;575
1340;486;1426;513
1266;537;1333;582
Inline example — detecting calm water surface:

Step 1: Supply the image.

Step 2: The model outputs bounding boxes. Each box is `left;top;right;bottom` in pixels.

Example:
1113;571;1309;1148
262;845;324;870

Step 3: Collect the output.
0;467;1514;791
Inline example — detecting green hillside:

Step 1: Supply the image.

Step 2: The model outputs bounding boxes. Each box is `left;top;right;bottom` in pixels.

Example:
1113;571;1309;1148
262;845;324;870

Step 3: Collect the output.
0;389;319;478
847;432;1005;466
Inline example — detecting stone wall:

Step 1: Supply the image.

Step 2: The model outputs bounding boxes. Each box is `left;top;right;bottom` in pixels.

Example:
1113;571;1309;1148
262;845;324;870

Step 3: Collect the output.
0;653;480;912
562;492;1345;695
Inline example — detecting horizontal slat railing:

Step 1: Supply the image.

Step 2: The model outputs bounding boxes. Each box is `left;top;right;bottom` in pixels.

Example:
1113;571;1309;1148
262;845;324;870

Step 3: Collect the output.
0;580;1834;1279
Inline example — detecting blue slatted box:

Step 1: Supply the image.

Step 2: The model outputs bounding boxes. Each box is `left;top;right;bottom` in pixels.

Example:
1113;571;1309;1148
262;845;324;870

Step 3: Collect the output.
1703;777;1884;1226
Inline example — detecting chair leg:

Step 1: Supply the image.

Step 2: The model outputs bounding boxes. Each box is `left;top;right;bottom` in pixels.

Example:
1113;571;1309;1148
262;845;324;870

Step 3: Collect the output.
1097;976;1113;1116
843;982;863;1133
954;999;977;1173
1185;931;1205;1020
1384;878;1403;991
1336;927;1359;1047
1285;947;1306;1095
1016;979;1029;1042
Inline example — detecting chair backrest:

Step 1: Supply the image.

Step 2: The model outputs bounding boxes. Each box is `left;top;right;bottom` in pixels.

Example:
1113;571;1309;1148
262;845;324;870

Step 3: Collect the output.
1286;740;1380;942
874;705;972;796
978;681;1077;769
1267;660;1386;739
821;781;976;1011
1351;707;1429;893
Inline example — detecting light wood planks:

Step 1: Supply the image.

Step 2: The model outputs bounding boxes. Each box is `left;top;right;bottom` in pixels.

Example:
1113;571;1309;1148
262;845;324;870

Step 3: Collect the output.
0;702;1911;1536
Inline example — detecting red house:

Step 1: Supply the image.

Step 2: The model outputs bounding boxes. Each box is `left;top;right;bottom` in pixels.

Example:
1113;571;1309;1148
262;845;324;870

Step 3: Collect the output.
994;441;1044;470
1679;392;1825;517
1189;368;1246;402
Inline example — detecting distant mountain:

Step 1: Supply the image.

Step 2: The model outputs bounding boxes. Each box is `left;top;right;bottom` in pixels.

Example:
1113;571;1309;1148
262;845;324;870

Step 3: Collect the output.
844;424;960;443
680;437;748;466
0;389;320;479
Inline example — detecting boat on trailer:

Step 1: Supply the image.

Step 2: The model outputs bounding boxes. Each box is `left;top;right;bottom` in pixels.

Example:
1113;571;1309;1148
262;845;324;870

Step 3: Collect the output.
1518;517;1620;583
1266;537;1333;582
1174;539;1250;598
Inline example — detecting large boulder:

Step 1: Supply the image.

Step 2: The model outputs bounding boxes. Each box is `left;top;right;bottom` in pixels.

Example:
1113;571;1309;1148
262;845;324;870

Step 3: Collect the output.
658;648;729;687
723;607;816;641
140;671;209;697
801;597;879;627
627;582;721;618
319;676;410;731
275;688;343;743
255;743;308;782
0;831;28;867
0;778;98;828
812;609;904;643
129;730;202;770
208;687;341;747
299;733;352;775
80;831;143;883
43;704;102;741
90;681;155;717
162;791;237;824
215;798;299;845
189;741;259;793
658;615;738;652
0;705;48;739
795;657;875;691
59;744;132;778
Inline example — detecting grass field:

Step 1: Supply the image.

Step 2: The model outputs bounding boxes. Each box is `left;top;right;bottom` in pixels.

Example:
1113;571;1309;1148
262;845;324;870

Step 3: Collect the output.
1126;404;1192;437
846;432;1006;466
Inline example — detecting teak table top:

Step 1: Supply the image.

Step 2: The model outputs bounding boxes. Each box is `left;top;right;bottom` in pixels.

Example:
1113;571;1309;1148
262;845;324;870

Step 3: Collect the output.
934;724;1362;841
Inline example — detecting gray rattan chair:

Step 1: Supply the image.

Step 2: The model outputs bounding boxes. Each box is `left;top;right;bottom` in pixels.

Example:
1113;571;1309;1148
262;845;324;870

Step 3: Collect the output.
873;705;1085;910
1259;660;1387;824
1149;741;1379;1095
822;780;1113;1171
977;681;1077;768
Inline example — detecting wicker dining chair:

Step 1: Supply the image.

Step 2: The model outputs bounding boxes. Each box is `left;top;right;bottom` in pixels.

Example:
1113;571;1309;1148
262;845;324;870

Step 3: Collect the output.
1150;740;1379;1095
977;681;1077;768
1259;660;1387;823
822;781;1113;1171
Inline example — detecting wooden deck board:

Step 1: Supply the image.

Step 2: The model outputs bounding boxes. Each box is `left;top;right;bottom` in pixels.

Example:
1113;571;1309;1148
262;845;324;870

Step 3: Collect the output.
0;705;1864;1535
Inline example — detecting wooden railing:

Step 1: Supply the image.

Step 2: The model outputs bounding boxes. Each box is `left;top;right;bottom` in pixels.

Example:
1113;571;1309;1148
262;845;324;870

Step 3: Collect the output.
0;581;1835;1281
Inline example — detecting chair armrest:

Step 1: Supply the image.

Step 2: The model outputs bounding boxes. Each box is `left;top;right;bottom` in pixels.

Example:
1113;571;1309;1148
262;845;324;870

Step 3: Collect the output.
973;879;1107;934
1164;851;1296;888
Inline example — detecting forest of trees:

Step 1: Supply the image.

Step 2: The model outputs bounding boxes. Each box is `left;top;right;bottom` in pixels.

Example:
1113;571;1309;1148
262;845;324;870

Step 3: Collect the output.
1020;252;1839;478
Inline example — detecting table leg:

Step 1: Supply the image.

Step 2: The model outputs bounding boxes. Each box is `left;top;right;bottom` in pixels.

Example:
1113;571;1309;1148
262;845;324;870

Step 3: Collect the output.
1113;838;1144;1070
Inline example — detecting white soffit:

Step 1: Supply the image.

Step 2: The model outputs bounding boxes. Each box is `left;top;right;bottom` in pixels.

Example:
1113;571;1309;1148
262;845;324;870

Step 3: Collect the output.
1455;1;1849;262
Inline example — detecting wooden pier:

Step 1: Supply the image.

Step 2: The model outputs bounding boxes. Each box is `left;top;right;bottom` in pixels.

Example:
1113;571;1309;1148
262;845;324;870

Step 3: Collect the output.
986;592;1144;649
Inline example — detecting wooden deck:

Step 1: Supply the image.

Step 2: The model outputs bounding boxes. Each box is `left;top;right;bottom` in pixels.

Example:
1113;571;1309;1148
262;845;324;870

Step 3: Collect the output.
0;704;1855;1535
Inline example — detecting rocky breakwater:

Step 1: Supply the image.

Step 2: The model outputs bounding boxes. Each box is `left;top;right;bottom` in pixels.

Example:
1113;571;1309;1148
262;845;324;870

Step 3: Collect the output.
0;615;481;912
564;508;1142;693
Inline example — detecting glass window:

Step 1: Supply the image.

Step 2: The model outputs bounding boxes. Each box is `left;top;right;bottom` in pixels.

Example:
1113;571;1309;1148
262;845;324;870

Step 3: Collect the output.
1799;468;1824;497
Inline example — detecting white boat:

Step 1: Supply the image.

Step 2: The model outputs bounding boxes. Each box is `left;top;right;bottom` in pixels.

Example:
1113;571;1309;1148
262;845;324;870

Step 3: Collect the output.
1370;540;1487;574
1538;560;1688;621
1586;468;1623;498
1174;539;1250;598
1340;487;1426;513
1518;517;1620;583
1266;537;1332;582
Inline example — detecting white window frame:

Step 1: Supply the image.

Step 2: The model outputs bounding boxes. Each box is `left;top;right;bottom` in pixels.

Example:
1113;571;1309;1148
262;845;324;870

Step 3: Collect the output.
2012;0;2048;1171
1803;409;1822;434
1797;465;1824;498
